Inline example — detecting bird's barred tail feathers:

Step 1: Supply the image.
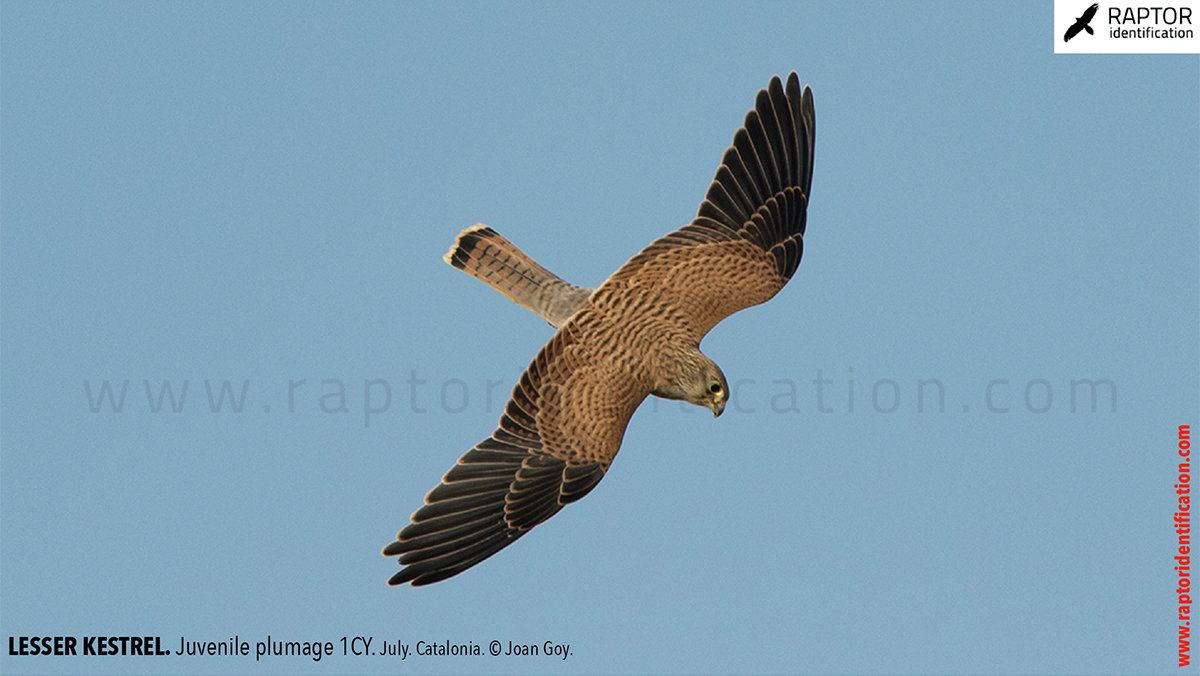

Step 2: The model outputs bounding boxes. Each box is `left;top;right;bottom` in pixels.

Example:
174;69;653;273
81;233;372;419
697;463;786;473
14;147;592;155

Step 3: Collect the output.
443;224;592;328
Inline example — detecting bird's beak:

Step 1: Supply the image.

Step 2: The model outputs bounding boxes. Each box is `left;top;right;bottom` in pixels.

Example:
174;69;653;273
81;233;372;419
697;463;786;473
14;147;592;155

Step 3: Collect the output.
711;399;725;418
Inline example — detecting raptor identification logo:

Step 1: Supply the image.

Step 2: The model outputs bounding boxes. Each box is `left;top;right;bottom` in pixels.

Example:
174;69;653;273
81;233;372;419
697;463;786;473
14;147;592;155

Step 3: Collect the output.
1054;1;1200;52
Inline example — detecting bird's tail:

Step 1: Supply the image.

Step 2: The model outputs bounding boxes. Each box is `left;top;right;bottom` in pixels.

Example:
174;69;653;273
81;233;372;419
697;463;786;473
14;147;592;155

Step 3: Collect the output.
1085;25;1093;34
443;224;592;328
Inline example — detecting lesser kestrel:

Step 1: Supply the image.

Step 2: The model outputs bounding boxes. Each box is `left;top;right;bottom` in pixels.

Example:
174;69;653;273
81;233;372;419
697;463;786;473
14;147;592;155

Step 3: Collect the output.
384;72;815;586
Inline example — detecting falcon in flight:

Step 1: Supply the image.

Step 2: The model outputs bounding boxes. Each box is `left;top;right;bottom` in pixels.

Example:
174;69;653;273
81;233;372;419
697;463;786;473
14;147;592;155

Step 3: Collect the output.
383;72;816;586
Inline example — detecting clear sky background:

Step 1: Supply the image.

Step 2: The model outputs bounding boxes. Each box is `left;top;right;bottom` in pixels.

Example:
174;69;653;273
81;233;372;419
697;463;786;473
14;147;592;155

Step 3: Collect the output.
2;2;1197;675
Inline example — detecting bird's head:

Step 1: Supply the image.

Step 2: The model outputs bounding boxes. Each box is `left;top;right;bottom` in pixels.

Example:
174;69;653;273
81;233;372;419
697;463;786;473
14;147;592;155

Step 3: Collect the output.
651;345;729;416
683;352;729;417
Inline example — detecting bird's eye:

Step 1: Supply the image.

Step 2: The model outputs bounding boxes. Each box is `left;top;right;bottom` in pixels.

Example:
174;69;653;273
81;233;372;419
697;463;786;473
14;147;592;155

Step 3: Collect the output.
709;382;722;394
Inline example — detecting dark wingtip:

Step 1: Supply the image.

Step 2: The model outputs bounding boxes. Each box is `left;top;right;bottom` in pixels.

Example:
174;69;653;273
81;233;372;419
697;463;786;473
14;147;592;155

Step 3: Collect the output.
387;567;417;586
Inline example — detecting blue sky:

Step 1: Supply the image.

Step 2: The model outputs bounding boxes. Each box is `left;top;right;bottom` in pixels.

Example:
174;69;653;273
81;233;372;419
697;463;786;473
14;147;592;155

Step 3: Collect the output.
2;2;1197;675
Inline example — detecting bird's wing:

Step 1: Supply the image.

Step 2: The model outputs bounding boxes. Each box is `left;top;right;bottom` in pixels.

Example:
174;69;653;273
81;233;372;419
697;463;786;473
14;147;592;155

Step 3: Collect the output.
383;322;647;586
1065;21;1083;41
1082;3;1098;21
603;72;815;339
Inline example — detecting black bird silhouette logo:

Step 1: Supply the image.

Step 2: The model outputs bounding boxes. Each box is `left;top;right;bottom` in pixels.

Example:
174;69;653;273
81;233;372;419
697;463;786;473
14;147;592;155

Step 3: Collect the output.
1064;3;1100;41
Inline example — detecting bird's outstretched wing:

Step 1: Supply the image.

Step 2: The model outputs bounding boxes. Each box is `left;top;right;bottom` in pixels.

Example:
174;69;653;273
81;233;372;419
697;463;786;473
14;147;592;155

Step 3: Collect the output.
383;324;646;586
604;72;815;339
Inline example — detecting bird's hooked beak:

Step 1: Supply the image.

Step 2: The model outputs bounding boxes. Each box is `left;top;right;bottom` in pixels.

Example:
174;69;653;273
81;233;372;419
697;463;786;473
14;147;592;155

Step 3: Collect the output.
710;398;726;418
